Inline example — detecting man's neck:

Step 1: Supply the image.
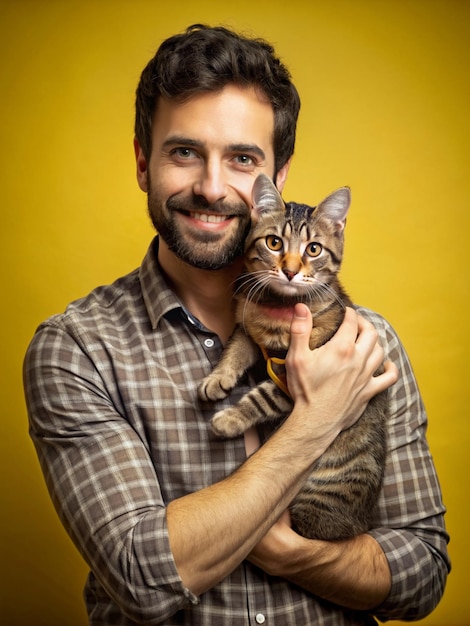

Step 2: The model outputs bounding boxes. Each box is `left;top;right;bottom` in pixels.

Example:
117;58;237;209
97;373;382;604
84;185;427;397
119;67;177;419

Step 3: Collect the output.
158;241;242;344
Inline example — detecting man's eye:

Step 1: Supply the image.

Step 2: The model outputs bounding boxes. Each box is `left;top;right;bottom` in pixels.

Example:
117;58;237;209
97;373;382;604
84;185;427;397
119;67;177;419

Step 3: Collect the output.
173;147;197;159
235;154;254;166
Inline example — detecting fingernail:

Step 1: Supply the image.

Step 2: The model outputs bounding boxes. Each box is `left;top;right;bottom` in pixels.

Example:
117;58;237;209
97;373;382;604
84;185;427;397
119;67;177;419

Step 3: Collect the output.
294;304;308;319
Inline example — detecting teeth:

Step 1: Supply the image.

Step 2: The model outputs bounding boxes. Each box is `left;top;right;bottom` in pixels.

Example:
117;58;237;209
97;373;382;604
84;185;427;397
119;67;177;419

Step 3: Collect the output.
190;212;228;223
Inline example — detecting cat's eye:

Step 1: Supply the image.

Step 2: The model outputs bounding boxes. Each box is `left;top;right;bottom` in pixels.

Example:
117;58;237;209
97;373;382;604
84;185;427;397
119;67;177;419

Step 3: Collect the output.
265;235;283;252
306;242;322;257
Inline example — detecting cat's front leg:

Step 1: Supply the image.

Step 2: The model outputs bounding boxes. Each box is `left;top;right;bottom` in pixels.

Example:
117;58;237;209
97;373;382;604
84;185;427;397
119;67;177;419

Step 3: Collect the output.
198;326;259;402
211;380;291;437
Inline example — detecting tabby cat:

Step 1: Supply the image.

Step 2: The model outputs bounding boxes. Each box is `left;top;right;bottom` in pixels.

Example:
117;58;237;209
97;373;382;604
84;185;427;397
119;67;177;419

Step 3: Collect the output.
198;174;388;540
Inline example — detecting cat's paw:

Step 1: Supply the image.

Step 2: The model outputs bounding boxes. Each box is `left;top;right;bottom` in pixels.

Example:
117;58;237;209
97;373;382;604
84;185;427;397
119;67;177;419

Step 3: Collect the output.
198;369;240;401
198;375;230;402
211;408;247;438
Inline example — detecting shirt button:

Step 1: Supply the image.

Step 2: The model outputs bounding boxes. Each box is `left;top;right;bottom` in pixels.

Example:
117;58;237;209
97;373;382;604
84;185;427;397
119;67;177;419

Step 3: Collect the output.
204;338;215;348
255;614;266;624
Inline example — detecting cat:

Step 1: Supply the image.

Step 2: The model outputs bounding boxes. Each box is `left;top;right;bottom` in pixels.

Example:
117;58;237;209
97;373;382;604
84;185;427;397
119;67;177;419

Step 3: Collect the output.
198;173;388;541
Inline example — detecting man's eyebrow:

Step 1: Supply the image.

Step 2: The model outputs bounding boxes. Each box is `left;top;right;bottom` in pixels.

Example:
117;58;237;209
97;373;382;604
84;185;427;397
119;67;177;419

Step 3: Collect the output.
162;137;266;160
162;136;204;149
228;143;266;160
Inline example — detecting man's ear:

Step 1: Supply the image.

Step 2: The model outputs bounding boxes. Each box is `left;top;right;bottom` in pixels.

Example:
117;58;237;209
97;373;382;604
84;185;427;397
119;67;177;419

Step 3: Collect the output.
134;138;149;192
274;158;291;193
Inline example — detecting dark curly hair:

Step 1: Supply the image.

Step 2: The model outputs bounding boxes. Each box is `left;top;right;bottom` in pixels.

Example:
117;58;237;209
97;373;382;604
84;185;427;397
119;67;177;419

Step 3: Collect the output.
135;24;300;176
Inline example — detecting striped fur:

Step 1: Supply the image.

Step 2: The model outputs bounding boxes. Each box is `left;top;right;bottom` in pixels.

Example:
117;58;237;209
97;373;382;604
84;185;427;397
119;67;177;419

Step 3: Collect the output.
198;174;387;540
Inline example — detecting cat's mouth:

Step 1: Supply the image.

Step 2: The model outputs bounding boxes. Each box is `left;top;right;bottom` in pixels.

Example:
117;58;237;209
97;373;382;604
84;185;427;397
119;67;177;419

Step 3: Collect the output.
238;277;311;305
256;303;296;321
251;290;310;307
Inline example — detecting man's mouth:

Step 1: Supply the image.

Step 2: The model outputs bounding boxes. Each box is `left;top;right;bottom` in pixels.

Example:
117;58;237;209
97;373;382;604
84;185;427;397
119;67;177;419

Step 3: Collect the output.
188;211;232;223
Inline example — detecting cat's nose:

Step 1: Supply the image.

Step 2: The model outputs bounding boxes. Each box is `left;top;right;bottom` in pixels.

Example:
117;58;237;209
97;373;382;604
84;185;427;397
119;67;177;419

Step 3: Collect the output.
283;269;296;281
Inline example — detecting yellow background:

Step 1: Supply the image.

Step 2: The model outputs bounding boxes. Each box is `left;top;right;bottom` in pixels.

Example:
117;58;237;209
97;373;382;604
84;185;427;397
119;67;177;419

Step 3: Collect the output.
1;1;468;624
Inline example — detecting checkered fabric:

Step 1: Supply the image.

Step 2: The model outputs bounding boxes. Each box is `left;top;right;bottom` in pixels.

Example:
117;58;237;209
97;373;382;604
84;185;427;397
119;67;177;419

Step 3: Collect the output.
24;238;450;625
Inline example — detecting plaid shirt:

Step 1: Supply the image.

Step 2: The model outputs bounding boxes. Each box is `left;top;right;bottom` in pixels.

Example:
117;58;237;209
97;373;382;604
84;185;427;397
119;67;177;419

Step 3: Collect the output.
24;238;450;625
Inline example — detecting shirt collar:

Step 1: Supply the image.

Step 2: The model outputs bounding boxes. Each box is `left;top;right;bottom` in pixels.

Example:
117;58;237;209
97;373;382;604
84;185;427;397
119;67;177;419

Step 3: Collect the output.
139;237;183;330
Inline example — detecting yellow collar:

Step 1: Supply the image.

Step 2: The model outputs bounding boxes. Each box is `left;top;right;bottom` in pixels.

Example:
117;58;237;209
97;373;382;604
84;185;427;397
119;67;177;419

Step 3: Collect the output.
259;345;290;397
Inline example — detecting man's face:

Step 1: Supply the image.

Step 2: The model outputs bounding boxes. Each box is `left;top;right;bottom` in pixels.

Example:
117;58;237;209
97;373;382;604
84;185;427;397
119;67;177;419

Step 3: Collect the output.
135;85;285;270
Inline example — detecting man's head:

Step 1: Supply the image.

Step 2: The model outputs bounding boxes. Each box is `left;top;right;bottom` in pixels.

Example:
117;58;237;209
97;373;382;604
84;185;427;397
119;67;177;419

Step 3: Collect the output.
135;24;300;177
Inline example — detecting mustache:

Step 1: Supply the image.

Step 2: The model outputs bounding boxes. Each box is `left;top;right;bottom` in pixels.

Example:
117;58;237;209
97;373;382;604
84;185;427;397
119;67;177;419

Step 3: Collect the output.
167;193;249;217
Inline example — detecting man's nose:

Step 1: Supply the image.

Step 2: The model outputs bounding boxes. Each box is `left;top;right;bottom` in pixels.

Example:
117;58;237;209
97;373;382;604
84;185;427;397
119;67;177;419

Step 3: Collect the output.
193;162;228;205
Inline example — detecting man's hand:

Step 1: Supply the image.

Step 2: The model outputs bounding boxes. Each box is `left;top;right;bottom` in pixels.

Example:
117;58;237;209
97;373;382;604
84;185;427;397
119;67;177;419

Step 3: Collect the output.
248;514;391;611
285;304;398;447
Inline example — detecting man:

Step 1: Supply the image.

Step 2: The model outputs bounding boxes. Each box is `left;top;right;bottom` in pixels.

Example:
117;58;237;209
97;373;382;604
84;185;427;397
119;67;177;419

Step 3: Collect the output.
24;24;450;625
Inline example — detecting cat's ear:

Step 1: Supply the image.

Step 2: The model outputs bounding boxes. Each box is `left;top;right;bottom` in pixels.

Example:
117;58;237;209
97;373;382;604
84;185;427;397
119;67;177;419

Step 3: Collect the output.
316;187;351;231
251;173;284;219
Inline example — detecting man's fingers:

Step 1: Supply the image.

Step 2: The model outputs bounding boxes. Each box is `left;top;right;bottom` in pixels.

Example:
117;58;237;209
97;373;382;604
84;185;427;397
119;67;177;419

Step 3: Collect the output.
327;307;360;346
289;303;312;342
372;360;399;393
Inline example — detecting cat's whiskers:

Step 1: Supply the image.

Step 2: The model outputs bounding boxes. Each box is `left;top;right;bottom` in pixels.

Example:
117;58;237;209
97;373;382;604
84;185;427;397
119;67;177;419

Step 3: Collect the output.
234;270;272;297
237;271;276;331
298;281;347;318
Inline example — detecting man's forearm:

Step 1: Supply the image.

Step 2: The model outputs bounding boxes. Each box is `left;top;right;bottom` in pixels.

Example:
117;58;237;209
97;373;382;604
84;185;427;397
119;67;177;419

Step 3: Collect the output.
289;534;391;610
249;521;391;610
167;418;324;596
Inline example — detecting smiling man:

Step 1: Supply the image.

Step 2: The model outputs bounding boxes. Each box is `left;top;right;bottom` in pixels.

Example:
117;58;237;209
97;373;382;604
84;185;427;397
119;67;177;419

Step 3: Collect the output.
139;85;282;272
24;24;449;625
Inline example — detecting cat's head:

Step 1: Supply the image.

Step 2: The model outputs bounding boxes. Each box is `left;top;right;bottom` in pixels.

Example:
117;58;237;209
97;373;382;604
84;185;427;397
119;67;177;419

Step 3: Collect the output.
241;174;351;303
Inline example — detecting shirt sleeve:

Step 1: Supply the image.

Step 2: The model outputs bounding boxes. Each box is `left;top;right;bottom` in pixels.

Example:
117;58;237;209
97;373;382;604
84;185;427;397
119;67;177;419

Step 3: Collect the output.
356;308;450;622
23;317;199;624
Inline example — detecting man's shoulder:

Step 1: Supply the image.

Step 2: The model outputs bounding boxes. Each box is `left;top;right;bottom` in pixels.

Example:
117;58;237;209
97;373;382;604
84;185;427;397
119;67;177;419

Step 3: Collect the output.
69;267;141;314
38;266;143;337
353;304;389;327
353;304;403;356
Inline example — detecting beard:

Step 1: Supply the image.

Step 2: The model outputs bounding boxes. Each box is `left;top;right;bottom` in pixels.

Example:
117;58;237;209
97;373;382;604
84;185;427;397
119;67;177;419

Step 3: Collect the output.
147;188;251;270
